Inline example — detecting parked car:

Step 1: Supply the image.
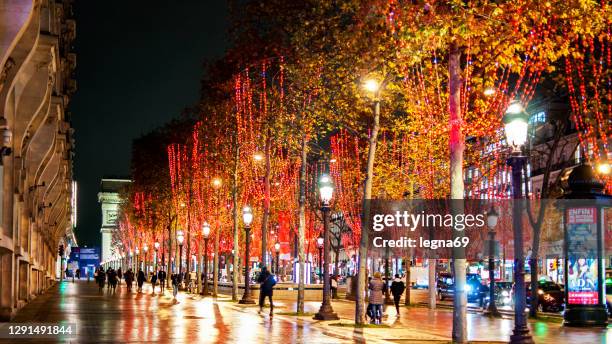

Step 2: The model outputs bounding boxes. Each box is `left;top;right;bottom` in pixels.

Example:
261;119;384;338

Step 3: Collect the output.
437;272;454;300
524;280;564;312
482;281;514;308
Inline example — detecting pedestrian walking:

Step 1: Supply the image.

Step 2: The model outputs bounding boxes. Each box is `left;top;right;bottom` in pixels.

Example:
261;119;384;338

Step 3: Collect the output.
150;270;158;295
75;268;81;279
137;269;146;293
368;272;385;324
111;268;119;292
257;266;276;315
96;267;106;293
390;274;406;316
117;268;122;287
171;273;181;300
106;268;111;289
158;269;166;293
125;269;134;292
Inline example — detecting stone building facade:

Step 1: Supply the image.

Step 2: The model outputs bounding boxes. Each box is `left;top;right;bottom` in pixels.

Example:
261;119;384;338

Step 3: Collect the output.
98;178;131;265
0;0;76;321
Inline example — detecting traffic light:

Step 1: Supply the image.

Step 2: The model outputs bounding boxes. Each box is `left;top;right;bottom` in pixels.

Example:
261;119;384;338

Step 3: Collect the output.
58;244;64;257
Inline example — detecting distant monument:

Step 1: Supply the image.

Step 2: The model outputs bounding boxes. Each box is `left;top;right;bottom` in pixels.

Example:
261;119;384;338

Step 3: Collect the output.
98;178;131;264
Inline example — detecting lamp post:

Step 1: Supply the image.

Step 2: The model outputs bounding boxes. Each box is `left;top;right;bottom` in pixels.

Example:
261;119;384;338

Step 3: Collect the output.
485;206;500;317
202;222;211;296
239;206;255;304
154;241;160;274
129;250;133;272
314;174;339;320
177;230;185;282
143;244;149;275
316;234;324;282
503;101;533;344
135;248;140;272
274;241;280;275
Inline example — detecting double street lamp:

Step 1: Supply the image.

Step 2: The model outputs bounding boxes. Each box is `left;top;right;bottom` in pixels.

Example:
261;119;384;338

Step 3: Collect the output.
317;234;324;282
314;174;339;320
503;101;533;344
239;206;256;304
202;222;211;296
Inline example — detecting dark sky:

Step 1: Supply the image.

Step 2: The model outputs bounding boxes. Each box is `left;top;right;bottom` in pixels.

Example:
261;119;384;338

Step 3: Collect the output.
70;1;228;246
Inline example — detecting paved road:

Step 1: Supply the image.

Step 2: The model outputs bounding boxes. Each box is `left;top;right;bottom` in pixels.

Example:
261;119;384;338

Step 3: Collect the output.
0;280;610;343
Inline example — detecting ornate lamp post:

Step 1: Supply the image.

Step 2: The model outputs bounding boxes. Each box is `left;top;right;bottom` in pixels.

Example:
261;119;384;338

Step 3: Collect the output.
177;230;185;279
274;241;281;275
129;250;133;272
202;222;211;296
485;206;500;317
239;206;255;304
314;174;339;320
503;101;533;344
316;234;324;282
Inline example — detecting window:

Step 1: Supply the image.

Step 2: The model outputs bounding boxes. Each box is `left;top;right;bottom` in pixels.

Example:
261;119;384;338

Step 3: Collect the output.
529;111;546;125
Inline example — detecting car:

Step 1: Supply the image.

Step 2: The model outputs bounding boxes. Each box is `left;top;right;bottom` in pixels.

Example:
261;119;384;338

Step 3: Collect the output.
482;281;514;308
436;272;486;304
525;280;564;312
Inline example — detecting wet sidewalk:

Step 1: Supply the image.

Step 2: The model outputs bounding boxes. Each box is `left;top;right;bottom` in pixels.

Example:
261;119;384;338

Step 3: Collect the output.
1;280;610;343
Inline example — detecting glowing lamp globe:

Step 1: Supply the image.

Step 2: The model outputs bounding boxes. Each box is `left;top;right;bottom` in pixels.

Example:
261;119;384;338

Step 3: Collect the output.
274;242;281;252
202;222;211;239
486;207;499;229
319;174;334;204
242;206;253;226
503;101;529;148
177;230;184;245
317;235;324;248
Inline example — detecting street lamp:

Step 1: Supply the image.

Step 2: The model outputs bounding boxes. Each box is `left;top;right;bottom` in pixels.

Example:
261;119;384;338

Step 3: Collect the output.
154;241;160;275
177;230;185;278
239;206;255;304
503;101;533;344
135;247;140;272
274;241;281;275
202;222;211;296
485;206;500;317
317;234;324;281
596;161;611;175
143;244;149;274
314;174;339;320
363;78;380;93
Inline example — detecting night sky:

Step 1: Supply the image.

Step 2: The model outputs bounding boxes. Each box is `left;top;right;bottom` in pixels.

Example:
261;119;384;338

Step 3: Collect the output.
70;1;228;246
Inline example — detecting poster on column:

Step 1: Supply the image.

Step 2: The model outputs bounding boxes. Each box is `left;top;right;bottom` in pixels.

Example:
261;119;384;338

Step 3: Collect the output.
566;207;599;305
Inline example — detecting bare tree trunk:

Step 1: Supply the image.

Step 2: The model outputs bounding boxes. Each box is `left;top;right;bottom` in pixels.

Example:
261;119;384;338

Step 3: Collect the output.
428;259;436;309
232;144;240;301
297;134;307;314
405;257;411;305
356;98;381;324
261;134;271;268
449;43;467;344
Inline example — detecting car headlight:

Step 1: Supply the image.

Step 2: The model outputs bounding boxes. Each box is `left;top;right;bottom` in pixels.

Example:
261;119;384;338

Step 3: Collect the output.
501;290;509;297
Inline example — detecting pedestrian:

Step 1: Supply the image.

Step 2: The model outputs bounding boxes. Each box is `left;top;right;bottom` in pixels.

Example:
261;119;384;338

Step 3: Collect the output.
106;268;111;289
137;269;146;293
76;268;81;280
158;269;166;293
125;269;134;292
331;275;338;299
171;273;181;301
390;274;406;316
256;266;276;315
368;272;385;324
96;267;106;293
109;268;118;292
117;268;122;288
151;270;158;295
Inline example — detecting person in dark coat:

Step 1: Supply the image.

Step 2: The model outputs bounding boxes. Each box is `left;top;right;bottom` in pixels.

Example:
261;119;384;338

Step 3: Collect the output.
158;269;166;293
136;269;146;293
108;268;118;292
390;274;406;316
124;269;134;292
96;267;106;292
117;268;123;284
256;266;276;315
75;268;81;279
368;272;385;324
150;270;158;295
